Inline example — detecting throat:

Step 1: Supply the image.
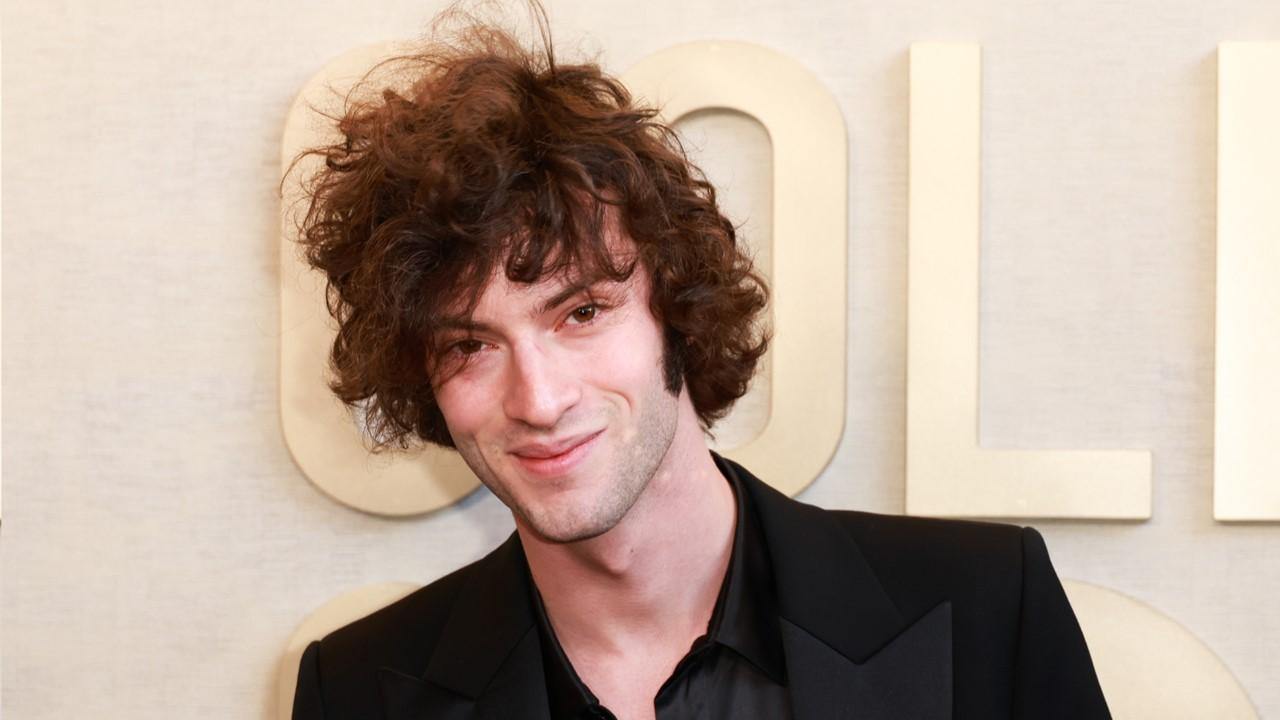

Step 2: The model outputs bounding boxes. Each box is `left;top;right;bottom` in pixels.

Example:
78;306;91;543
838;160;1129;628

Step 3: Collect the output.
522;446;737;664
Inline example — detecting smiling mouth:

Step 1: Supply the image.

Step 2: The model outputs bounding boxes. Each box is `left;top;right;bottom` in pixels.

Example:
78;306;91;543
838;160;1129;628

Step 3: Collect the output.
510;430;604;477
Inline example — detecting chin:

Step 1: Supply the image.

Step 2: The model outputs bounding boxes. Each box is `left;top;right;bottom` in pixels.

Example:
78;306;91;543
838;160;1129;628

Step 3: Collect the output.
534;521;616;545
520;496;631;545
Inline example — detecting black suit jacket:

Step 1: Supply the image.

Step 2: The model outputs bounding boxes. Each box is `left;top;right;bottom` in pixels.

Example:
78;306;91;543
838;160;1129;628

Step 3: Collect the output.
292;457;1110;719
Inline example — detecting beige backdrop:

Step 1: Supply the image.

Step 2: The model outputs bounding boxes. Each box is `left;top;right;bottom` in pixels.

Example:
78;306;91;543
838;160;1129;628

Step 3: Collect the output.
4;0;1279;717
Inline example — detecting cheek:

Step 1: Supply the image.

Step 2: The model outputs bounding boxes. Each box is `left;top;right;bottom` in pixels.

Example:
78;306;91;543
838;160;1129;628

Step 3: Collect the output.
582;327;666;397
435;378;496;439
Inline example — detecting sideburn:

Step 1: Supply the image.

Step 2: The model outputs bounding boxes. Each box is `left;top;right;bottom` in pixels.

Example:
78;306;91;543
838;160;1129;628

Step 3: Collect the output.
661;325;686;396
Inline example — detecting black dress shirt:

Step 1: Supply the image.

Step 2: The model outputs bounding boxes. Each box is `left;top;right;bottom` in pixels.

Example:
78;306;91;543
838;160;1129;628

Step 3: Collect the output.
530;456;794;719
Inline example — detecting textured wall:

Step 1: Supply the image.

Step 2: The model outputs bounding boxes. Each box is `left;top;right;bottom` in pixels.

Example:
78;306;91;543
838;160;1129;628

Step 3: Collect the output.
4;0;1279;717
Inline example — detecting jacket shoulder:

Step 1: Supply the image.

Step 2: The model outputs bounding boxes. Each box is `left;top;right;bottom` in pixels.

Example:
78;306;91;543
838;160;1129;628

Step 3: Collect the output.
324;562;472;670
827;509;1030;624
829;508;1027;565
294;556;479;717
818;509;1109;718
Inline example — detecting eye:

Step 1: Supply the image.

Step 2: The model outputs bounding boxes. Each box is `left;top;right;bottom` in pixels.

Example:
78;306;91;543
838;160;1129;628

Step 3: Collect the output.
567;304;598;324
452;338;485;356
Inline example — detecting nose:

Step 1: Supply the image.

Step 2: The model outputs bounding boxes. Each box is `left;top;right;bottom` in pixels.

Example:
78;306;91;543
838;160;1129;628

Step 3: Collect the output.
502;339;581;429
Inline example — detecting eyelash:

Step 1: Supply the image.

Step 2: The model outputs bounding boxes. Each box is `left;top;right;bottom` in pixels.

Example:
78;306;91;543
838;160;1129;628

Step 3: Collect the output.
449;338;486;357
446;302;608;357
565;302;604;326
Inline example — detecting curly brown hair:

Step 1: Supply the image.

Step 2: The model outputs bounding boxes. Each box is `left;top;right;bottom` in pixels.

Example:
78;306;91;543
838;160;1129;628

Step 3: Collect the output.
289;8;770;450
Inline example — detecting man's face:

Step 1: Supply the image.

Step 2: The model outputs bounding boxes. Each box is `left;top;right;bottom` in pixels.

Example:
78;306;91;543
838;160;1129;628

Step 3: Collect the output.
431;256;682;544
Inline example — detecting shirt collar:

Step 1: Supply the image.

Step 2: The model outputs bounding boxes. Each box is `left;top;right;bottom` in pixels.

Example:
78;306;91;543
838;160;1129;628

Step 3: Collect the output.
529;451;787;718
709;450;787;683
532;582;601;718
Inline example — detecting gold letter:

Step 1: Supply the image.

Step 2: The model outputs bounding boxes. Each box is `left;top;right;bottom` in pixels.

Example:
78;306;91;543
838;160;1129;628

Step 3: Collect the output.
1214;43;1280;521
280;43;479;515
906;44;1151;518
625;43;848;497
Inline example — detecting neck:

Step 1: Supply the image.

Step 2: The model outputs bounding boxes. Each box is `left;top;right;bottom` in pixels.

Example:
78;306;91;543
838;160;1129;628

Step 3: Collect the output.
517;402;736;658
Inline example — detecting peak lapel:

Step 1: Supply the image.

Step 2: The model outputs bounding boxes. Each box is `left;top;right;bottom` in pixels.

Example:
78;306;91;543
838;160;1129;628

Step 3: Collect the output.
723;455;953;719
380;666;475;720
781;602;953;719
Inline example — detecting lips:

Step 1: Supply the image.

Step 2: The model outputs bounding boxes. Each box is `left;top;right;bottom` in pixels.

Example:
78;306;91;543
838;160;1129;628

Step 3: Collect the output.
509;430;603;477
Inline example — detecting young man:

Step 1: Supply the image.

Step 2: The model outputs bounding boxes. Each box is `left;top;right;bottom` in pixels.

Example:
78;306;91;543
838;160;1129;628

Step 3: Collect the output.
289;14;1110;720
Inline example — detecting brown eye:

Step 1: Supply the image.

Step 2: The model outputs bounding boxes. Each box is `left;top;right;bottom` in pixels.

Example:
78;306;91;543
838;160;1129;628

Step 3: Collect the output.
569;305;597;324
453;339;484;355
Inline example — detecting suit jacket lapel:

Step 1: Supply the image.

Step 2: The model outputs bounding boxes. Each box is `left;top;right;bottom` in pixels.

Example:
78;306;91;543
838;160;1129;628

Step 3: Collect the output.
378;534;551;720
726;455;953;719
780;603;953;719
379;455;952;720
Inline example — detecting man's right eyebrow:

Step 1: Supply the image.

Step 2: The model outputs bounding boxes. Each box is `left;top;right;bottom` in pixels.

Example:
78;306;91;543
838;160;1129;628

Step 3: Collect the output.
433;317;496;334
536;279;602;317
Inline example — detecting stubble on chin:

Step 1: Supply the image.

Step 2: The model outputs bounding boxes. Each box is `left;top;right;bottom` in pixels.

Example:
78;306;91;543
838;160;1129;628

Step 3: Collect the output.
518;488;628;544
514;402;680;545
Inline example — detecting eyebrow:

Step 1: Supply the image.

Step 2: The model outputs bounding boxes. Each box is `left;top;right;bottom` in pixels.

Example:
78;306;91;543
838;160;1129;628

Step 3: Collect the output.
434;275;617;333
537;278;599;316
